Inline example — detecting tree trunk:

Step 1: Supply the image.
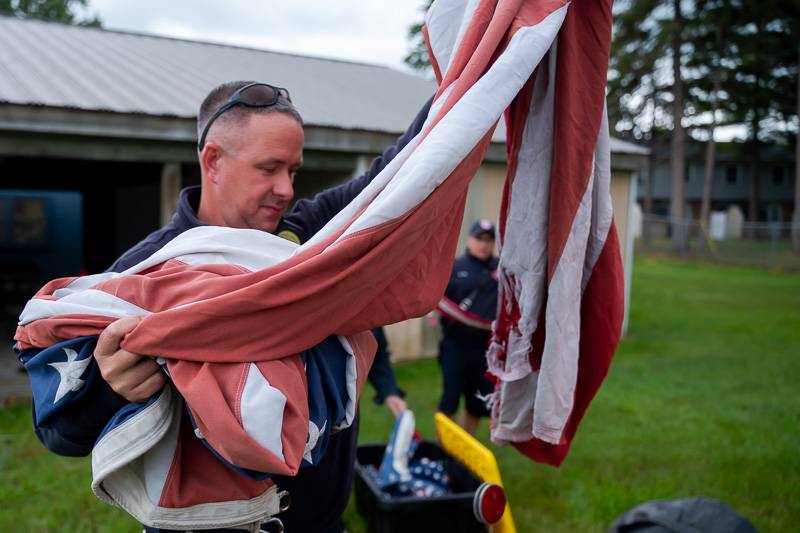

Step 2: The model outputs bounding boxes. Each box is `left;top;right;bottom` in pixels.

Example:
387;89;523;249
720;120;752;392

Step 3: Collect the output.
642;150;655;247
700;68;721;230
792;45;800;253
642;89;658;248
670;0;686;252
748;115;761;237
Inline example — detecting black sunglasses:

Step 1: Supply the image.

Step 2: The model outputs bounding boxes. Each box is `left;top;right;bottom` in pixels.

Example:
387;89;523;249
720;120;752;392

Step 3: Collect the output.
198;82;291;151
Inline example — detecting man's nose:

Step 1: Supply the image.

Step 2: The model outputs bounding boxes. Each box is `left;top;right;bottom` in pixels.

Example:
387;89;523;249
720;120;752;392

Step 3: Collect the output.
274;171;294;200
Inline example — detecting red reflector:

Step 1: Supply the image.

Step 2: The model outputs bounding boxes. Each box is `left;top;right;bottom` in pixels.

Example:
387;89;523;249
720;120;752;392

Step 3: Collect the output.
473;482;506;524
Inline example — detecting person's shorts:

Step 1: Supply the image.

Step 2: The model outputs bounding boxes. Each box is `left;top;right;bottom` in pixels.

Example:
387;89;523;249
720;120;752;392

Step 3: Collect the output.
437;335;493;417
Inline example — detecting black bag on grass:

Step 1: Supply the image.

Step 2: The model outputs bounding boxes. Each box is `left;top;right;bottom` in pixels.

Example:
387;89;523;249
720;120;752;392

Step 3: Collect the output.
607;496;758;533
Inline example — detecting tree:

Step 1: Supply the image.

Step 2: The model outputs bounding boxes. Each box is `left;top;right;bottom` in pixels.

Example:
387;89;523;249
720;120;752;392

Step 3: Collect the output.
611;0;799;246
686;0;738;231
794;43;800;252
720;2;797;231
668;0;688;251
608;0;691;251
608;1;668;247
0;0;101;26
404;0;433;72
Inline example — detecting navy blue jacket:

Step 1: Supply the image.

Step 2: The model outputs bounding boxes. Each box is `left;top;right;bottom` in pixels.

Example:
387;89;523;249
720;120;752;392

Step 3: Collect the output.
29;97;431;533
441;251;499;342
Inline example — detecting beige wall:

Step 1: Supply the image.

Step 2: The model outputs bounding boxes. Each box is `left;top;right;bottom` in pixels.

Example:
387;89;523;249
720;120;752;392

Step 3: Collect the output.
610;171;632;270
386;162;636;361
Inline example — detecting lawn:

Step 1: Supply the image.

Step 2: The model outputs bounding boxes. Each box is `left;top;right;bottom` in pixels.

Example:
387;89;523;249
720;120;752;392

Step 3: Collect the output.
1;256;799;532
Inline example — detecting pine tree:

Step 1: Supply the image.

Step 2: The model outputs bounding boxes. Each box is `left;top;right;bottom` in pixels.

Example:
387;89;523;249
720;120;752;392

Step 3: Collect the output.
0;0;101;26
608;0;690;251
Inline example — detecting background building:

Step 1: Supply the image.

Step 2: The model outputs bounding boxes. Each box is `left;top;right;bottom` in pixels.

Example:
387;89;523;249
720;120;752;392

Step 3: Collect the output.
642;141;796;223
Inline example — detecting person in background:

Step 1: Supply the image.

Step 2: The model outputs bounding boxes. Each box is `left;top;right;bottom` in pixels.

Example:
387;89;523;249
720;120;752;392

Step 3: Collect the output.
436;219;498;435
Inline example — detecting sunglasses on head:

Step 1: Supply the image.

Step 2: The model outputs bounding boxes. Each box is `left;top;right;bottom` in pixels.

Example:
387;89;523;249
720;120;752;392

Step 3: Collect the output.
198;82;291;151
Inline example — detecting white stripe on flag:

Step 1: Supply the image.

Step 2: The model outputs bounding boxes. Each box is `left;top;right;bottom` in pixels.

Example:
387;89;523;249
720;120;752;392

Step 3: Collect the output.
533;141;603;445
582;105;614;290
121;226;296;275
241;363;287;462
488;41;559;384
19;289;151;325
53;272;119;297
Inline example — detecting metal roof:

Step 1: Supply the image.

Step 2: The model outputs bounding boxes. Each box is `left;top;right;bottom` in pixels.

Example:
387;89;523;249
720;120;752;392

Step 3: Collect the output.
0;15;648;157
609;137;650;155
0;15;435;134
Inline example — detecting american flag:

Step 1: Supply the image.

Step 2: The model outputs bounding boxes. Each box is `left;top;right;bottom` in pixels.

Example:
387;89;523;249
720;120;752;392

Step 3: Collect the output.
15;0;621;528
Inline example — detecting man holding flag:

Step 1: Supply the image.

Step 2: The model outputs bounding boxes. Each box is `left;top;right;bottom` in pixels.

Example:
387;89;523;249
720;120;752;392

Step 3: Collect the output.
22;80;431;533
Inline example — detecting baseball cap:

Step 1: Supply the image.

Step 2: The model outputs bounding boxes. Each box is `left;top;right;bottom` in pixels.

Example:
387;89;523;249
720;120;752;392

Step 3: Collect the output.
469;218;496;238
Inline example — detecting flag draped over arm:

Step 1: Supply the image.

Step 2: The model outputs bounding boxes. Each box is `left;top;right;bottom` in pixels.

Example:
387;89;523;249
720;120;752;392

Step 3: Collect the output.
15;0;621;528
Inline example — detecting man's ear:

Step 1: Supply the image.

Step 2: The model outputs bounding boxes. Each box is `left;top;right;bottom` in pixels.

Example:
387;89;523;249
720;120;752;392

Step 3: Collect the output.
200;143;223;184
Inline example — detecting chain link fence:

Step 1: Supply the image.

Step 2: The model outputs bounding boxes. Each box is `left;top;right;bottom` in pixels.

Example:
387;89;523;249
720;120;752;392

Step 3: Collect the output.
636;214;800;271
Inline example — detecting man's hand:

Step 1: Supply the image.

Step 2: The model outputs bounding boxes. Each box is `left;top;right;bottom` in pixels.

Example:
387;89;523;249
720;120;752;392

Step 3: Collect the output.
384;394;407;417
94;316;166;403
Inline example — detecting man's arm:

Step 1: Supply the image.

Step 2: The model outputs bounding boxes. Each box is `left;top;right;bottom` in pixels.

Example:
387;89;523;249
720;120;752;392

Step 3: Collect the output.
27;239;171;456
20;348;127;456
22;318;166;456
283;97;433;239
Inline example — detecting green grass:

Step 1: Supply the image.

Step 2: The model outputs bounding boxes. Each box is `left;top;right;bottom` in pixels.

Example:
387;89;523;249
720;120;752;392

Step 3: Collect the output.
2;256;799;532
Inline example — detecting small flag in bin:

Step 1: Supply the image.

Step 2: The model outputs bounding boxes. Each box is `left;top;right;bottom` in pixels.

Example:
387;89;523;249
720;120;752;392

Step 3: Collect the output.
370;410;450;498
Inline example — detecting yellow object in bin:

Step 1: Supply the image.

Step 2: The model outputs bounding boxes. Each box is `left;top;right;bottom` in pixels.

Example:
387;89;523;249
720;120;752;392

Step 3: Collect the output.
434;412;516;533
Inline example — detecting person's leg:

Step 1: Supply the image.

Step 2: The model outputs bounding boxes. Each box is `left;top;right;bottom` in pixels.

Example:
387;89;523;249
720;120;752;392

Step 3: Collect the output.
460;409;481;435
462;342;493;435
437;337;466;419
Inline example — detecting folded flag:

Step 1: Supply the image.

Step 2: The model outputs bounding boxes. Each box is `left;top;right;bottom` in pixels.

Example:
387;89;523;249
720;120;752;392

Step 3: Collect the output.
370;410;450;498
377;410;417;487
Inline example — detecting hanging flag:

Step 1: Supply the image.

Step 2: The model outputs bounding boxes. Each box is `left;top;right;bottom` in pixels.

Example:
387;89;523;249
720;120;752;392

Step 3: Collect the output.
472;0;623;466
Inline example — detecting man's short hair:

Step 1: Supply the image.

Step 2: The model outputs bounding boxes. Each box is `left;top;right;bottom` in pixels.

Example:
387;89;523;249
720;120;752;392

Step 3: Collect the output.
196;80;303;141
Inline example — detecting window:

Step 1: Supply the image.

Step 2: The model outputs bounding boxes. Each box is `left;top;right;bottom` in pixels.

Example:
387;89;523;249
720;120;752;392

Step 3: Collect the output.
772;166;785;186
12;198;47;245
0;199;7;243
726;165;738;185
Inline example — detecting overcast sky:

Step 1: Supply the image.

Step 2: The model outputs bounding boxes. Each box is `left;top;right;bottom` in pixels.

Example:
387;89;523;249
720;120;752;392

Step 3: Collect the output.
84;0;427;72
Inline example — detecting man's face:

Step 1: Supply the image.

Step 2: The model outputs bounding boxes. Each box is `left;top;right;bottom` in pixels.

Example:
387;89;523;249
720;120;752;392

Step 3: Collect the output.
466;233;495;261
204;112;304;233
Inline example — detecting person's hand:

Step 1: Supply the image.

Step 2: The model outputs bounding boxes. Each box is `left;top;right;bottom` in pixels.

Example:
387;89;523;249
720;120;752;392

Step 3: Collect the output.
425;310;439;327
94;316;167;403
384;394;407;417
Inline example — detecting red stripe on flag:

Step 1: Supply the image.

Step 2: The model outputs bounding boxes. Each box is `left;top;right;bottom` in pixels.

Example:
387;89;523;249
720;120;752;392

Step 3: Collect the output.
546;0;613;280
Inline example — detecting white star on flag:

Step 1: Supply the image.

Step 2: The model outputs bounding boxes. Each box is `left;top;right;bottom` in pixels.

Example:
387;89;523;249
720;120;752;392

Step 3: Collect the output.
48;347;92;403
303;420;326;464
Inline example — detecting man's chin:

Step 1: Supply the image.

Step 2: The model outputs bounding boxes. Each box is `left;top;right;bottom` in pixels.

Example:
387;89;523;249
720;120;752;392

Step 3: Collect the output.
246;215;281;234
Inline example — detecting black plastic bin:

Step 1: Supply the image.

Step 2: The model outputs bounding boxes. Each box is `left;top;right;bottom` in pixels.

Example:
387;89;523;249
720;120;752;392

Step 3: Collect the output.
354;441;487;533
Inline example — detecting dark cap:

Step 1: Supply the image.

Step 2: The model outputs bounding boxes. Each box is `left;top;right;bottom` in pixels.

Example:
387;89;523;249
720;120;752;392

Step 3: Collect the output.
469;218;496;238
